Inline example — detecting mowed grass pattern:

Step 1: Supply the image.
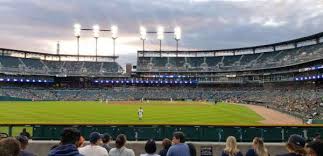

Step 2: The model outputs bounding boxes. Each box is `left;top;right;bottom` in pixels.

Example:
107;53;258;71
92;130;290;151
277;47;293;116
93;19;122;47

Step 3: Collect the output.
0;101;264;125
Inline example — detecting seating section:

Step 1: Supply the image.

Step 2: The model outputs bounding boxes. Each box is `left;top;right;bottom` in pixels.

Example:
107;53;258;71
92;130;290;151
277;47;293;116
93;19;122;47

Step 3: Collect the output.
83;62;102;73
0;56;21;68
137;42;323;72
63;62;83;73
240;54;260;65
206;57;222;67
152;57;167;67
187;57;204;67
169;57;185;67
43;61;62;72
222;55;242;66
102;62;121;73
21;58;45;70
0;56;122;76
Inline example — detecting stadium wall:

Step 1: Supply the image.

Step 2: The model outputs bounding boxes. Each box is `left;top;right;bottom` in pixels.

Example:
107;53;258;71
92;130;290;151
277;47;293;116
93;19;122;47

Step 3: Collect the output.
0;96;31;101
27;141;288;156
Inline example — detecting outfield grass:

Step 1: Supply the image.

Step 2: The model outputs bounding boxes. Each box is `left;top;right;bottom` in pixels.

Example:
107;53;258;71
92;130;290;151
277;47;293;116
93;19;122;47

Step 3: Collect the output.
0;101;264;125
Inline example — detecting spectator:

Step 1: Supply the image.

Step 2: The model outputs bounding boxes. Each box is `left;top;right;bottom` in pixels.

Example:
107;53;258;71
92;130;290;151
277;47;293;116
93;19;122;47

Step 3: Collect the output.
0;137;21;156
166;131;190;156
221;136;243;156
16;135;36;156
20;128;31;139
159;138;172;156
79;132;108;156
246;137;269;156
102;133;112;153
140;139;159;156
187;143;196;156
109;134;135;156
48;127;83;156
276;134;306;156
306;141;323;156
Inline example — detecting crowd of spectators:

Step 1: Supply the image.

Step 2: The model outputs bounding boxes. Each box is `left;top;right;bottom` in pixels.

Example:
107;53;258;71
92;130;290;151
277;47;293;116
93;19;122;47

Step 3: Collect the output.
0;128;322;156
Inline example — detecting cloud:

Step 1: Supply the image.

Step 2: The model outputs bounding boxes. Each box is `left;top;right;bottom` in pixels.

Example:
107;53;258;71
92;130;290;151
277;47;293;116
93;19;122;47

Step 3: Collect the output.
0;0;323;66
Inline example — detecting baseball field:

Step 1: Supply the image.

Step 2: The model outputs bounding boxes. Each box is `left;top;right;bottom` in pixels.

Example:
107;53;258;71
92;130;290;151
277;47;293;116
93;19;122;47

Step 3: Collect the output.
0;101;264;125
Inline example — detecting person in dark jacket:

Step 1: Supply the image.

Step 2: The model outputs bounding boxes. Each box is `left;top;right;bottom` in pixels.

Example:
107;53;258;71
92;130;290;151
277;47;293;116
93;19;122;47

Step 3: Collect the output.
159;138;172;156
276;134;306;156
246;137;269;156
48;128;83;156
101;133;112;153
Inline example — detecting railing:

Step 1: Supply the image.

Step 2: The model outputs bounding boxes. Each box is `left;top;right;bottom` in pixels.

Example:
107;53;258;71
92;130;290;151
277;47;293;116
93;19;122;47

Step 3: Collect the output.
0;124;322;142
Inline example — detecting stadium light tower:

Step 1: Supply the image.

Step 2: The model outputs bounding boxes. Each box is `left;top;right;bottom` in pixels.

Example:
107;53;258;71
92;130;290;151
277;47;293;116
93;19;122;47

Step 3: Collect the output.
111;25;118;60
93;25;100;61
157;26;164;51
140;26;147;51
74;24;81;61
174;26;181;51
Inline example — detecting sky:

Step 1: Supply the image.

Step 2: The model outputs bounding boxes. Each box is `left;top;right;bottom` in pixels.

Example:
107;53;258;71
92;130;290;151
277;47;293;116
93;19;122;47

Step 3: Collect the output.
0;0;323;65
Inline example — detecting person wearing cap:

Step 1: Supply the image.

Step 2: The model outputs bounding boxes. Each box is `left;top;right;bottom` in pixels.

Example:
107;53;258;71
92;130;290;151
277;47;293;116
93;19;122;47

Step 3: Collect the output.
306;141;323;156
101;133;113;153
16;135;36;156
78;132;109;156
276;134;307;156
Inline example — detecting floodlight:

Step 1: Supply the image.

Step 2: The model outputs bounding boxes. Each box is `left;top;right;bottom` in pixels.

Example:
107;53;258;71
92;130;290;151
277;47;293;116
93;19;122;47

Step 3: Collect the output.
93;25;100;38
74;24;81;37
140;26;147;40
157;26;164;40
111;25;118;39
174;26;181;40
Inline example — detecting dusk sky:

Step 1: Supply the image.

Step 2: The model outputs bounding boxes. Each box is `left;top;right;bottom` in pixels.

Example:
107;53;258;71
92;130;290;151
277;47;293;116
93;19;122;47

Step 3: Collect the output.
0;0;322;65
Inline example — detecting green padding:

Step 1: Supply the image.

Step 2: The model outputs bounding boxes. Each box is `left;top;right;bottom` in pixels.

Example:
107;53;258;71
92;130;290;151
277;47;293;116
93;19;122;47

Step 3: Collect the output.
0;96;31;101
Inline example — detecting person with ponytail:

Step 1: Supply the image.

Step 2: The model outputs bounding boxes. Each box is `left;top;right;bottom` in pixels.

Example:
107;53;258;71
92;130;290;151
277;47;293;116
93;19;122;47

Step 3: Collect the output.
246;137;269;156
109;134;135;156
277;134;306;156
221;136;243;156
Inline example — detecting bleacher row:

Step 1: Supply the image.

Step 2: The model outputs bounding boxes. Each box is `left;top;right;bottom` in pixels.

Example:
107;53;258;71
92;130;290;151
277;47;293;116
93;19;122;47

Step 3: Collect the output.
0;86;322;119
0;56;122;76
138;43;323;72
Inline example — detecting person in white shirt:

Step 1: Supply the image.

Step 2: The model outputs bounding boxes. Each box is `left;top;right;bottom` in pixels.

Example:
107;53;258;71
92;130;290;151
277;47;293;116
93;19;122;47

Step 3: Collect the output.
138;107;144;120
109;134;135;156
79;132;109;156
140;139;160;156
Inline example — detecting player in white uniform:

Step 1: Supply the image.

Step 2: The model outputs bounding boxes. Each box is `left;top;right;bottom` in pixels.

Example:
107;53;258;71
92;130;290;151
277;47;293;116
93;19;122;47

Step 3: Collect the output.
138;107;144;120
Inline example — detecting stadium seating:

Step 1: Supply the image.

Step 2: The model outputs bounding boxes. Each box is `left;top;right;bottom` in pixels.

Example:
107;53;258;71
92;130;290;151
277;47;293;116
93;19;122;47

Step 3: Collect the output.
0;55;123;76
137;42;323;72
21;58;45;70
0;56;21;68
